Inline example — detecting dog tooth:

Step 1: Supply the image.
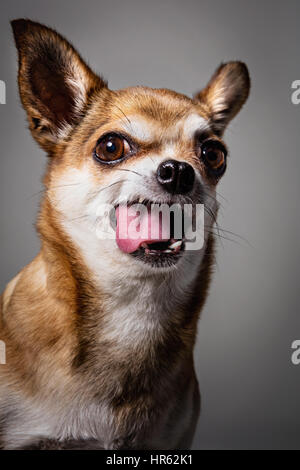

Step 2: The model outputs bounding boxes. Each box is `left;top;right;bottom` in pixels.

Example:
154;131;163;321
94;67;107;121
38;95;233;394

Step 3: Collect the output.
169;240;182;250
164;250;172;253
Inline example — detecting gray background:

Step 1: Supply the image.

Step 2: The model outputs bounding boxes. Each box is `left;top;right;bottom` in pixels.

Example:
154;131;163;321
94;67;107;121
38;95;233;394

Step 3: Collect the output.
0;0;299;449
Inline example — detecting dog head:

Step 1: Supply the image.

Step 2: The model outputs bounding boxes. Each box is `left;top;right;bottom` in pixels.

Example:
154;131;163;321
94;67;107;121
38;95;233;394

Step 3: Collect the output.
11;19;250;278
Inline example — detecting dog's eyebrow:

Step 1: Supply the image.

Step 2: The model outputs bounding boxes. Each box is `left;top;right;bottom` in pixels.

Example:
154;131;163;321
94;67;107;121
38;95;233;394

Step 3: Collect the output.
116;113;210;144
117;115;153;142
181;114;210;139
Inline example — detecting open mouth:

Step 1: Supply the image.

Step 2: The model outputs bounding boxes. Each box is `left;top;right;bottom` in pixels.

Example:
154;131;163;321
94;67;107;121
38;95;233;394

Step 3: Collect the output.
130;238;185;267
114;200;186;267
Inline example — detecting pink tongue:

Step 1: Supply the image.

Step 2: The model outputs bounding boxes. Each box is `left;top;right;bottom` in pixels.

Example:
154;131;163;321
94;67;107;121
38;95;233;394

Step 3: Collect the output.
116;205;170;253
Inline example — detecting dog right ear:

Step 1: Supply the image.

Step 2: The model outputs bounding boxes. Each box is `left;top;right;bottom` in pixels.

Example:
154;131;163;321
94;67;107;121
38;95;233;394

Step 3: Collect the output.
194;62;250;135
11;19;107;152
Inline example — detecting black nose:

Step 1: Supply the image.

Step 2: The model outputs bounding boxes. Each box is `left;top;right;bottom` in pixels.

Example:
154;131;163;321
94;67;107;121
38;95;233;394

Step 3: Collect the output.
156;160;195;194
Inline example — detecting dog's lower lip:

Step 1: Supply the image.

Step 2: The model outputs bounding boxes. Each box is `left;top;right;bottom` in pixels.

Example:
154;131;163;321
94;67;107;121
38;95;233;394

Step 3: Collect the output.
140;238;183;255
130;238;185;267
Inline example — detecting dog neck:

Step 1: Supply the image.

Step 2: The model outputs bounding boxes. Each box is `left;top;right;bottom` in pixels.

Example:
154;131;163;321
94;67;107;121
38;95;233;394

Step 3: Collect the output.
38;198;214;375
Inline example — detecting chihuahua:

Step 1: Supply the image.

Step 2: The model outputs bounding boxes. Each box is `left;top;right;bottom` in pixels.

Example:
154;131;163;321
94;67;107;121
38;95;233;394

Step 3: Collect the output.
0;19;250;449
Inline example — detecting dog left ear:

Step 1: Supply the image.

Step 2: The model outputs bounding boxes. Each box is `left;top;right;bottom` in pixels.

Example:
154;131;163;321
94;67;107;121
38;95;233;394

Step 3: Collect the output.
195;61;250;135
11;19;107;152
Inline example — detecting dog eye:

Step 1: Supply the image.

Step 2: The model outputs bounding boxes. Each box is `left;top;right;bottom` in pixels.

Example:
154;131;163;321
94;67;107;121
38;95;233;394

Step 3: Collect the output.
94;134;130;163
201;140;227;174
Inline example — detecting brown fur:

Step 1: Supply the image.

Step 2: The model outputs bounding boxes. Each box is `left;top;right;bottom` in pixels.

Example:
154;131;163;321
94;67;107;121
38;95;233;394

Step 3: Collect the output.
0;19;250;449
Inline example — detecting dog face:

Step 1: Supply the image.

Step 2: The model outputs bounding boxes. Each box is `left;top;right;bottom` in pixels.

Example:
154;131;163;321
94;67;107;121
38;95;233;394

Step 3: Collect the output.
12;19;250;277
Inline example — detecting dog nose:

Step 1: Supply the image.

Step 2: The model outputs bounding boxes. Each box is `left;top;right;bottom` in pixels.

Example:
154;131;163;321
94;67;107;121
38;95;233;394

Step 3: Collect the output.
156;160;195;194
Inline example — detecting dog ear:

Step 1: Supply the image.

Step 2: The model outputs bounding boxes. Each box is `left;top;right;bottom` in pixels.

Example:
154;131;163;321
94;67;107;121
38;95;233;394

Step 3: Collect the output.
11;19;106;152
195;61;250;135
